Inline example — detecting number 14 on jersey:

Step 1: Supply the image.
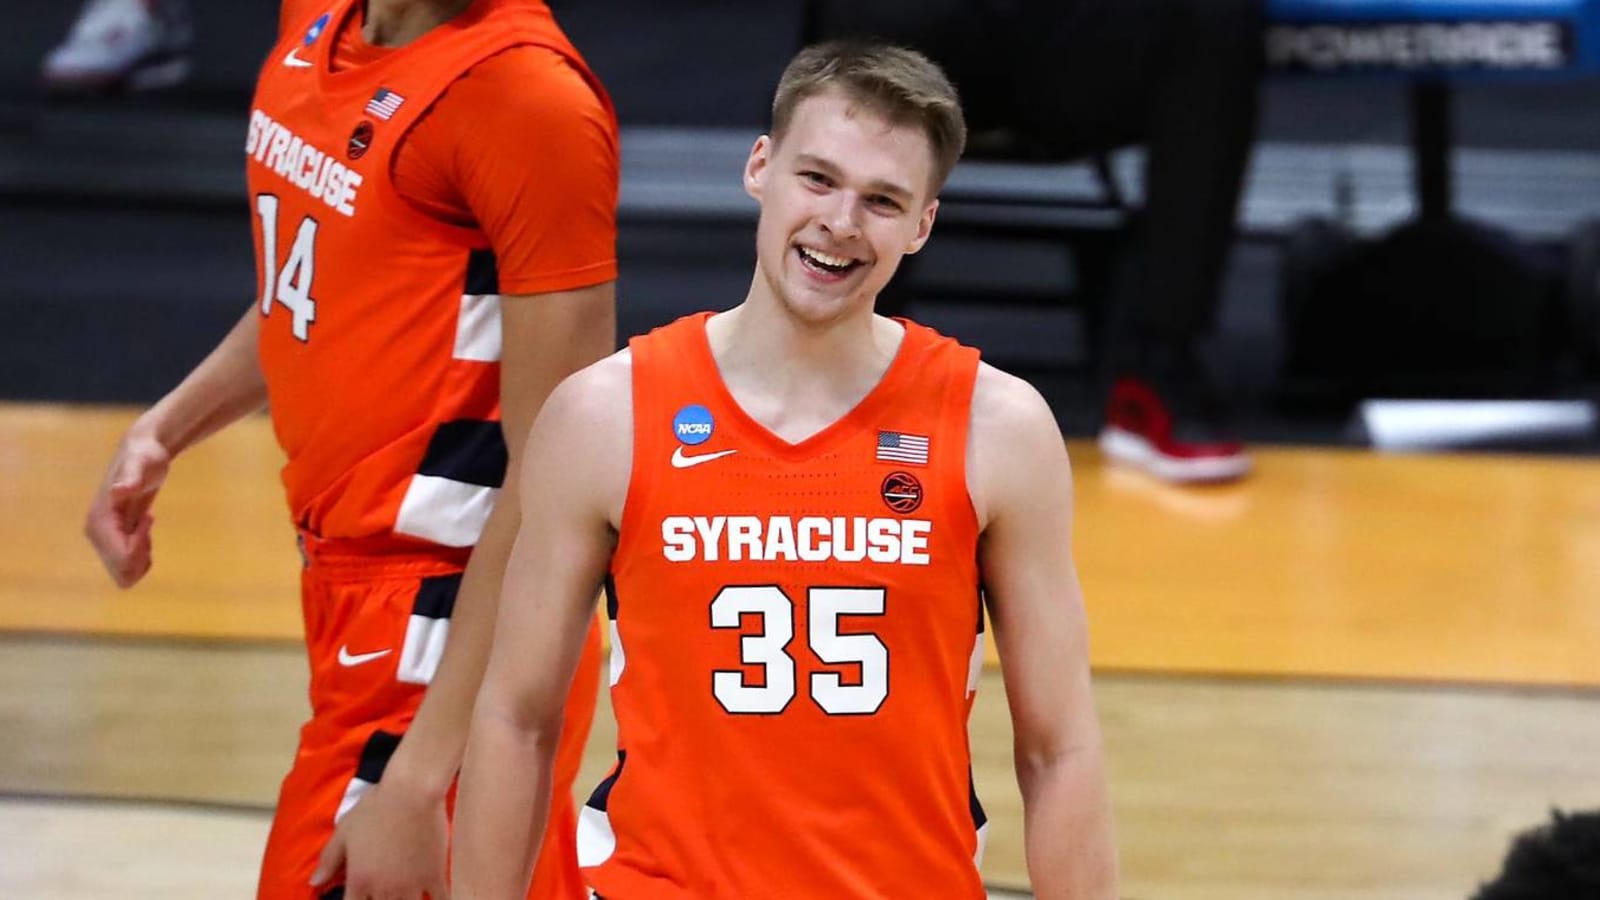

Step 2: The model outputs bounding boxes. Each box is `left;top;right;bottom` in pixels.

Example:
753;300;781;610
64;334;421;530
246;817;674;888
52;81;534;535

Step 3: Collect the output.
255;194;318;341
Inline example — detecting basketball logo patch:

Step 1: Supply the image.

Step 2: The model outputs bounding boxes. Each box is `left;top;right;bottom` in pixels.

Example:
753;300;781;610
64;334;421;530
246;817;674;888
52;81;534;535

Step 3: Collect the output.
880;471;923;514
347;121;375;160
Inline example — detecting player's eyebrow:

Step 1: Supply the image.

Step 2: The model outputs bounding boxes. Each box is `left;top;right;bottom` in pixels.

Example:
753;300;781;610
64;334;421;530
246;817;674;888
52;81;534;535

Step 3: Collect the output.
794;153;915;203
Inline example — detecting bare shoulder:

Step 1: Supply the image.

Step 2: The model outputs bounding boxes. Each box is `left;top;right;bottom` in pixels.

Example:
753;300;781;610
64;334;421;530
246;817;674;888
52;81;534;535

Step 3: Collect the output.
529;348;633;470
971;362;1058;434
970;362;1069;463
967;362;1072;527
539;348;633;430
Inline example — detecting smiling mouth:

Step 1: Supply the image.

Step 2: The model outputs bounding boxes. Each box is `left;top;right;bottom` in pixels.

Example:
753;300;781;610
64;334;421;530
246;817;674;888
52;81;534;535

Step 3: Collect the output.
797;246;863;276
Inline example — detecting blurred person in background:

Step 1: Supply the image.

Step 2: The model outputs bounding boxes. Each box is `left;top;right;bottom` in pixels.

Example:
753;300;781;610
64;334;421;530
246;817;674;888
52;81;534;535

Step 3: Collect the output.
81;0;617;897
812;0;1265;483
41;0;194;93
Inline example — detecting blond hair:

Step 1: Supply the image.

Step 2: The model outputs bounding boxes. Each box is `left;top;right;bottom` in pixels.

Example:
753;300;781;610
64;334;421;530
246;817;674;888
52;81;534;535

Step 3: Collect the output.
771;41;967;193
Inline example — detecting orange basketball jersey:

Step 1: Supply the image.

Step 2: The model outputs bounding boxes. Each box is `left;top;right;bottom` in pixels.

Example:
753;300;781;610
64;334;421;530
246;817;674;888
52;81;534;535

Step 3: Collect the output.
248;0;613;545
583;313;990;899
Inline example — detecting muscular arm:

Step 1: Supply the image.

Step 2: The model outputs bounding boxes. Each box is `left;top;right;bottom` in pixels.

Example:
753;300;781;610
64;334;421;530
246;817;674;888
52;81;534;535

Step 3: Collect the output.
453;354;632;899
970;366;1118;899
379;283;615;797
84;305;267;586
314;285;614;897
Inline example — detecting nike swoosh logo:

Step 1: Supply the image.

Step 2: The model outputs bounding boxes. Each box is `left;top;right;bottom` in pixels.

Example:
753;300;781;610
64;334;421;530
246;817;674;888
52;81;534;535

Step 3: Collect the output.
337;646;392;667
671;447;738;469
283;47;313;68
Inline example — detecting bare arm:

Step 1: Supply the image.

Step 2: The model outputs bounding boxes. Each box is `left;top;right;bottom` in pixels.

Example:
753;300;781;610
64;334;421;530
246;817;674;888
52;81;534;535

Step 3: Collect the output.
453;353;632;899
84;305;267;586
385;282;615;797
312;283;615;895
970;365;1118;900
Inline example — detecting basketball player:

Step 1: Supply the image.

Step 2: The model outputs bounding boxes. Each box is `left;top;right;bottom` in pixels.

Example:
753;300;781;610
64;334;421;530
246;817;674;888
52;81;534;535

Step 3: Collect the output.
81;1;615;897
453;42;1118;899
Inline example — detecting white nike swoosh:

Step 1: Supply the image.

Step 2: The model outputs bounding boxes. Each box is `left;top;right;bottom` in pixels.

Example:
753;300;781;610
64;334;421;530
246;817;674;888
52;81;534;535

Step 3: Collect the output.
671;447;738;469
283;47;313;68
337;646;392;667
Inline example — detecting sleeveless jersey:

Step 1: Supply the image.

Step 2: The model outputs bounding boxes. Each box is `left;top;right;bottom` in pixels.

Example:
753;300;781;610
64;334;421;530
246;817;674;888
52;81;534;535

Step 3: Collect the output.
248;0;613;547
582;312;990;899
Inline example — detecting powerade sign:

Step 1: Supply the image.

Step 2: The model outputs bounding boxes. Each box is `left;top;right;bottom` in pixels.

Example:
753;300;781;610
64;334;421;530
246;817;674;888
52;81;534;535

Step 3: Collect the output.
673;404;715;446
1266;0;1593;72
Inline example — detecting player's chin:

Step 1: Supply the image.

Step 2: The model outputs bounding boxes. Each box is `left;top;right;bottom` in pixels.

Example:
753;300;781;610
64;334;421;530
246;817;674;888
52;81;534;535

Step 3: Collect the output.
810;292;883;327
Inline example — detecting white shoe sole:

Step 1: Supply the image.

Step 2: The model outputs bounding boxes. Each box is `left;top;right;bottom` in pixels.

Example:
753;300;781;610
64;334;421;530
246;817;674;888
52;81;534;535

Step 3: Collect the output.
43;55;190;93
1098;426;1252;483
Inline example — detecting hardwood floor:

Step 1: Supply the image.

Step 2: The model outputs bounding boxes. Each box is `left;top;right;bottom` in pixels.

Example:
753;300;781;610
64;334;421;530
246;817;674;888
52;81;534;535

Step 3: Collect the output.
1;638;1595;899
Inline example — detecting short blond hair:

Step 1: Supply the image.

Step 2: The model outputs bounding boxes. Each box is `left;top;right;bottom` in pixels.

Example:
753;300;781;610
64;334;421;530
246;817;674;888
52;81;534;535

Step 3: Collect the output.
771;41;967;194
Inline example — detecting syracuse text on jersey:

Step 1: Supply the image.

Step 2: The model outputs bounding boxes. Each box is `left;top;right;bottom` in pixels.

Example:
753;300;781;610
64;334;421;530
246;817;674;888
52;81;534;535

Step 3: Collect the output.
245;109;364;217
661;515;933;565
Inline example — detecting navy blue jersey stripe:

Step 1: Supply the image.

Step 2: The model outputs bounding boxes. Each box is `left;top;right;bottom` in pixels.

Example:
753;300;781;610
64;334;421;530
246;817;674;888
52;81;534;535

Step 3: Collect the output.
969;768;987;830
412;572;462;620
584;749;627;812
356;730;403;784
417;419;507;488
464;248;500;295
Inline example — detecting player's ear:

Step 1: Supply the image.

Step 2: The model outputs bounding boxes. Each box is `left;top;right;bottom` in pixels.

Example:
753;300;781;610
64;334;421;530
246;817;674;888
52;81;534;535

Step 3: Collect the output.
744;135;773;201
904;199;939;255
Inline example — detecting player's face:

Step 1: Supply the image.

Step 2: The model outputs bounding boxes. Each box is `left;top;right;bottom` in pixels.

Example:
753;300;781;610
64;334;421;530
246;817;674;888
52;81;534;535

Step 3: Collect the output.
744;89;939;326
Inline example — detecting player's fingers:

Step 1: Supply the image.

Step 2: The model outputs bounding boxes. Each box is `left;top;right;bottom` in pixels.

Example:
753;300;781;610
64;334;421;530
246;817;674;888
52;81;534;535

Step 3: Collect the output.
310;832;347;887
118;515;155;587
108;478;158;532
84;506;137;585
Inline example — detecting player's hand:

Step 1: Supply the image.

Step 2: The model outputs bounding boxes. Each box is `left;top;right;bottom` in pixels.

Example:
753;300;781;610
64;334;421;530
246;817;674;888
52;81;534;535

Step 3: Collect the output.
310;779;451;900
83;425;172;588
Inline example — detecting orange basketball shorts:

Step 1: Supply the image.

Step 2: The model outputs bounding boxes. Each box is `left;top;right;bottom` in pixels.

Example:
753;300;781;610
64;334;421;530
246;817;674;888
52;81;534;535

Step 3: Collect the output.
257;542;601;899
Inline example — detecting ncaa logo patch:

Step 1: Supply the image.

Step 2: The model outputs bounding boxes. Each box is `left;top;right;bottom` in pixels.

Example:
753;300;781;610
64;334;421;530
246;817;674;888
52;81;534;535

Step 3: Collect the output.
303;12;331;46
881;471;923;514
672;404;715;446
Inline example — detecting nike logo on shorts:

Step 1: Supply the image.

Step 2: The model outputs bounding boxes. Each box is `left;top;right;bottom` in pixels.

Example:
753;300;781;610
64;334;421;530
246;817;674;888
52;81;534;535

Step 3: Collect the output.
671;447;738;469
338;646;392;667
283;47;313;68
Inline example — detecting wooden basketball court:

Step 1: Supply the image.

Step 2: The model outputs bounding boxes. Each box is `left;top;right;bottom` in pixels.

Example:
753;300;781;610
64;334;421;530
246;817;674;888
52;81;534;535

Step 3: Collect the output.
2;401;1597;898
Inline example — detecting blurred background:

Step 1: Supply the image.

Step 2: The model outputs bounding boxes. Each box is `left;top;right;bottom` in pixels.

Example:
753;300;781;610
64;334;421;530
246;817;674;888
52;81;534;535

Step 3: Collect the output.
5;0;1600;446
2;0;1598;897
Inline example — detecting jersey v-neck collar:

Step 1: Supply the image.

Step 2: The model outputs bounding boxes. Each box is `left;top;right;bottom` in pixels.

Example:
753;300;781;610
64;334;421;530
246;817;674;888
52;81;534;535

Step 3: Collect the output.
314;0;492;86
686;311;927;462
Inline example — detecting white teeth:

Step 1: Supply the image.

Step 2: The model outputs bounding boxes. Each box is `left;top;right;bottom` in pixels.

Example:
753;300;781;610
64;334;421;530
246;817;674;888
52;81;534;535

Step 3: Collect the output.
801;247;854;269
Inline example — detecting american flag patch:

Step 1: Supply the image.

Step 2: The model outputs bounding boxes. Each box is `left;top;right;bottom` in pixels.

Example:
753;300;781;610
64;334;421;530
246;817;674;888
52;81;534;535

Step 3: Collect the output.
365;87;406;120
876;430;930;465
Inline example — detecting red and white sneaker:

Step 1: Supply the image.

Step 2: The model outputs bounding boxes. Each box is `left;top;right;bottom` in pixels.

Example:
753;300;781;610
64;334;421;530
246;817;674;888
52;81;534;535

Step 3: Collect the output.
1098;374;1251;483
40;0;192;94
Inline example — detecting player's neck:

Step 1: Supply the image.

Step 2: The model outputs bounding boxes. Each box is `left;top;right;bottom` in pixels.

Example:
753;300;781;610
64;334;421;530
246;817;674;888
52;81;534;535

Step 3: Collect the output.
361;0;477;47
709;290;904;417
